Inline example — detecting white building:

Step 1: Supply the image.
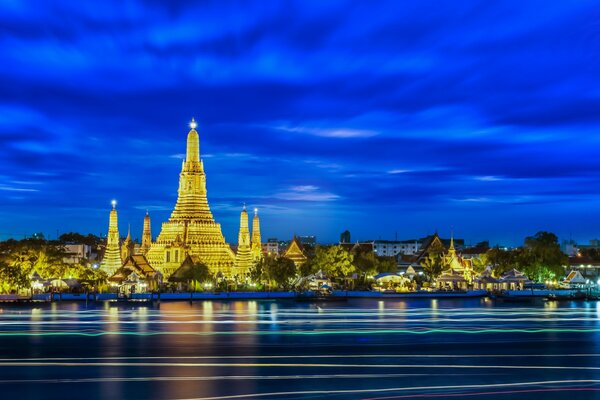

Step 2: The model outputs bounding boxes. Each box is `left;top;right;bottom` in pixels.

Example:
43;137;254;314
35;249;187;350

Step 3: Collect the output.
263;238;280;256
372;240;420;257
62;244;93;264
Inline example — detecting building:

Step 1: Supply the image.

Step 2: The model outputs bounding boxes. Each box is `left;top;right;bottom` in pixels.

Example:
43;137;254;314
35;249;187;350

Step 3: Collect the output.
340;230;351;244
372;240;420;256
284;236;307;267
264;238;279;255
62;244;93;264
145;119;236;278
298;236;317;246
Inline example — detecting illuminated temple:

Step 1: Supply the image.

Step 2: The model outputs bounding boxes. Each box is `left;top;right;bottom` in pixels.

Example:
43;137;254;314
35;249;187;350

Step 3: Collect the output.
100;201;122;276
145;119;237;277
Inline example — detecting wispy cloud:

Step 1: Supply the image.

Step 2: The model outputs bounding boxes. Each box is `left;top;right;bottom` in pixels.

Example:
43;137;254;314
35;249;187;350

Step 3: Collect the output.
275;185;339;202
274;125;377;138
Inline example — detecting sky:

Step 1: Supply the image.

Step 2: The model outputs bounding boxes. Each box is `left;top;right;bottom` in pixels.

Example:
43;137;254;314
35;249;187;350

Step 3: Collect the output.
0;1;599;246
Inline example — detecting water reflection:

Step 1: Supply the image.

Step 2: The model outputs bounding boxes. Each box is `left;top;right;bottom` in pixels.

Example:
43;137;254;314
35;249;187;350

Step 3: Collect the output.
0;299;599;399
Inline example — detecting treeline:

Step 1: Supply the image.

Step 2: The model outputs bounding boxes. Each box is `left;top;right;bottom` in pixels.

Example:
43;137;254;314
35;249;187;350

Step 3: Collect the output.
0;237;106;293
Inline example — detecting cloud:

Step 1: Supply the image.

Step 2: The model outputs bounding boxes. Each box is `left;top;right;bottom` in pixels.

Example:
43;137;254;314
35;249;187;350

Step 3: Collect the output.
274;185;339;202
0;0;599;244
274;125;377;138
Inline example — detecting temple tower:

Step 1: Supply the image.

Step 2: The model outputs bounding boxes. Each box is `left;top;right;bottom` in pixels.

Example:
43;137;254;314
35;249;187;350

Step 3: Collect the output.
140;211;152;255
234;205;253;275
145;119;235;277
121;225;134;260
251;208;262;262
100;200;122;275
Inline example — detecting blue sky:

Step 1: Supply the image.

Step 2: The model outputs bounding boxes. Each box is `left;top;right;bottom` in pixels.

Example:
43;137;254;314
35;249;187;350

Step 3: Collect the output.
0;1;599;246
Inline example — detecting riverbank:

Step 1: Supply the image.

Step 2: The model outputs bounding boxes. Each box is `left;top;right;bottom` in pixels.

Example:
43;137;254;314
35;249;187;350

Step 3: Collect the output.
0;288;592;303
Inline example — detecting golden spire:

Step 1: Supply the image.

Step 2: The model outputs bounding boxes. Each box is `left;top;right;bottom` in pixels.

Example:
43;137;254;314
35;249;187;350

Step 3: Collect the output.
141;210;152;255
448;230;456;257
186;117;200;163
101;200;122;275
145;120;236;278
122;224;134;260
234;205;252;274
251;207;262;262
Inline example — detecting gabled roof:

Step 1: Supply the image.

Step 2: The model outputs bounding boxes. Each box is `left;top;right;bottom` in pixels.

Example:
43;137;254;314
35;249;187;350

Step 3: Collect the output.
500;268;529;282
564;270;587;284
414;233;446;262
109;254;157;282
169;255;204;281
285;236;307;261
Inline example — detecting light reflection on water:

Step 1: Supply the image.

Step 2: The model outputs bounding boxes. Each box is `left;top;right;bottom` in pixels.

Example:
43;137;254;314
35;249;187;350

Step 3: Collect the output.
1;298;600;399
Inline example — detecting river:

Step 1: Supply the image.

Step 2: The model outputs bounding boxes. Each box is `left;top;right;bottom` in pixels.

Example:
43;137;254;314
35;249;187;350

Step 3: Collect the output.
1;298;600;399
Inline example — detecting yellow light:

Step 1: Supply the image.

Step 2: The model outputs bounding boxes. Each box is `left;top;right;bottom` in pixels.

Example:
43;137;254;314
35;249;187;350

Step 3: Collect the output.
189;117;197;130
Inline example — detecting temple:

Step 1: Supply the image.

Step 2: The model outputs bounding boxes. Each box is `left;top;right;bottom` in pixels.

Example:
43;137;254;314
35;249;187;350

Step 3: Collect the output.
145;119;236;278
100;201;122;276
284;236;307;267
251;208;262;262
234;205;253;275
121;225;134;261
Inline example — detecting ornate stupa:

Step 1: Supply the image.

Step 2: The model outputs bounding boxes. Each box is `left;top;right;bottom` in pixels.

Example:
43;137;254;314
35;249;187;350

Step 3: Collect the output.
121;225;134;260
251;208;262;262
234;205;253;275
140;211;152;255
100;200;122;275
145;118;235;277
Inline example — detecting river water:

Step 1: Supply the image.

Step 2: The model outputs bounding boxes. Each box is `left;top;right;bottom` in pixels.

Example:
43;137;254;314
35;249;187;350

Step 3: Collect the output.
1;298;600;399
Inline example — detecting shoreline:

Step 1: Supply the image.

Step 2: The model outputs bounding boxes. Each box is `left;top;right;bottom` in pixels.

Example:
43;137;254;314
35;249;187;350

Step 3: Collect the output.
0;289;590;303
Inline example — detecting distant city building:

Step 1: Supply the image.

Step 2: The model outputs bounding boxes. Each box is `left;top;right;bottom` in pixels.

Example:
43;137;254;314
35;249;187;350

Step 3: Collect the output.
298;235;317;246
340;230;351;244
372;240;420;256
264;238;279;255
561;239;600;257
62;244;93;264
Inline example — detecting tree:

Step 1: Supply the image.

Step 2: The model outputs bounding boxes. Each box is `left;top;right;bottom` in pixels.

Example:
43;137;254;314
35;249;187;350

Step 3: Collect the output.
471;253;489;274
184;262;212;291
353;250;377;279
376;256;398;273
270;257;297;290
0;261;30;293
251;255;297;290
310;246;355;280
421;254;444;283
487;247;517;278
521;231;568;281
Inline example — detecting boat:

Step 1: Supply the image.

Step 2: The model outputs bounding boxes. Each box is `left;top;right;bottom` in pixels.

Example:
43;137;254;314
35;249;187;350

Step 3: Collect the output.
546;292;587;301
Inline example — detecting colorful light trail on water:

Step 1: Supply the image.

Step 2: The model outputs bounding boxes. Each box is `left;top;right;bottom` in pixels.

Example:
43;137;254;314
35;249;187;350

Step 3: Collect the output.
1;299;600;399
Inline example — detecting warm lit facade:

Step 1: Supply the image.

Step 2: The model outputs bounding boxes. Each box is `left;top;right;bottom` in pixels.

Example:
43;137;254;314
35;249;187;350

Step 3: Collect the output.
145;119;236;277
100;201;122;276
140;211;152;255
251;208;262;262
284;236;307;267
234;206;253;275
